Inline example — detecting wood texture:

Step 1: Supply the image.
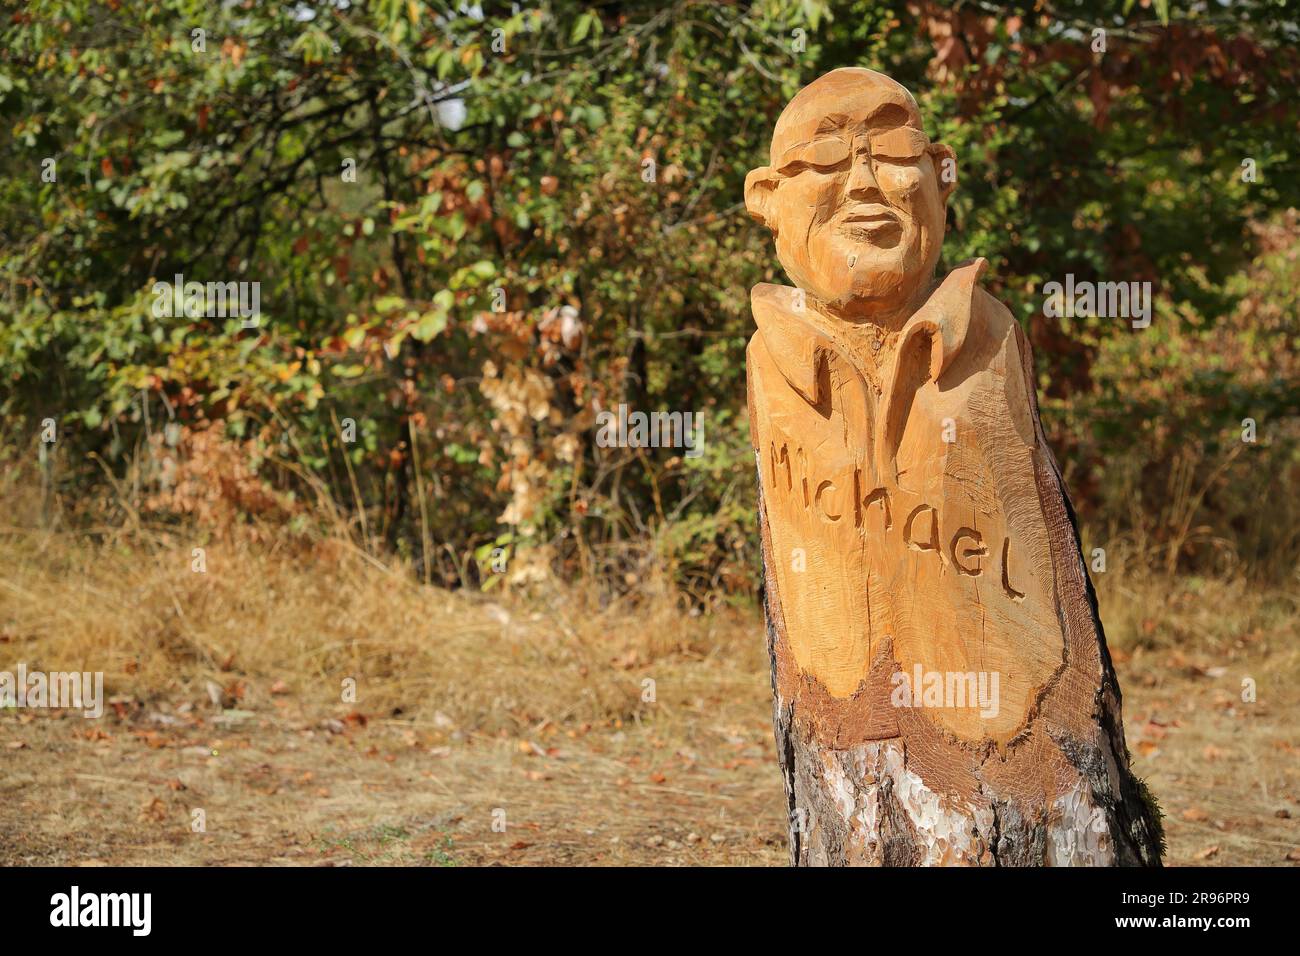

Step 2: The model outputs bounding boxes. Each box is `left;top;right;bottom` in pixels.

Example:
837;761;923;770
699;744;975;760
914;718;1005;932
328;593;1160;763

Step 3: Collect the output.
745;68;1162;866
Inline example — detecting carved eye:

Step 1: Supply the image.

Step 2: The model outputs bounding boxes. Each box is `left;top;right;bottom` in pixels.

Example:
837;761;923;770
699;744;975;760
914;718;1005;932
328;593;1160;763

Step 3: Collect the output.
869;127;928;162
777;138;851;174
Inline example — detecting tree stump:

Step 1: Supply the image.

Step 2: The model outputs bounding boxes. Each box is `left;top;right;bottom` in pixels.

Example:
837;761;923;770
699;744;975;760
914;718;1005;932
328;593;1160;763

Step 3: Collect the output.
743;68;1162;866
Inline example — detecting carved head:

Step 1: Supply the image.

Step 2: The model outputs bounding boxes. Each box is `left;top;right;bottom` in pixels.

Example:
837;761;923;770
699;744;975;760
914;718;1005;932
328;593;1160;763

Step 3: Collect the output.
745;68;956;320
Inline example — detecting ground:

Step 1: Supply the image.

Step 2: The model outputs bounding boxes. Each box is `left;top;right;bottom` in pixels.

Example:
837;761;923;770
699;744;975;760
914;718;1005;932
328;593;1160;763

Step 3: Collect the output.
1;707;785;866
0;531;1296;866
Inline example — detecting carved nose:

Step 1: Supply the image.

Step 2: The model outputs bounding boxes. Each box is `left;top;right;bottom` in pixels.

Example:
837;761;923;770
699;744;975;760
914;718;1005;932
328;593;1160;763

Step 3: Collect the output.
845;158;883;201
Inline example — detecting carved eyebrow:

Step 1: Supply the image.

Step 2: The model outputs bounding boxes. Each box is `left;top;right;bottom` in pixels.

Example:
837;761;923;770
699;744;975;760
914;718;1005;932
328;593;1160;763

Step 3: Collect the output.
864;102;915;129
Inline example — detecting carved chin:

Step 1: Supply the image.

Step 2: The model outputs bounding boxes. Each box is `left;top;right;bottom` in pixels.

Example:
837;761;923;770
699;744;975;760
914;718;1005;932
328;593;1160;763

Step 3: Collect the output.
823;259;923;311
779;232;928;311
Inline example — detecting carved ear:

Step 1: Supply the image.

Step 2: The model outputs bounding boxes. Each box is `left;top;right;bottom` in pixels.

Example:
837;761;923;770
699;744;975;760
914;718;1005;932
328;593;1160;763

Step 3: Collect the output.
744;165;781;233
928;143;958;203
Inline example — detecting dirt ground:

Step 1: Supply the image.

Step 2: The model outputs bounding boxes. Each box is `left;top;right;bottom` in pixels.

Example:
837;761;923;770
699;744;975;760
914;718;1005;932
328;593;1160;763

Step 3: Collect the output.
2;629;1297;867
0;705;786;867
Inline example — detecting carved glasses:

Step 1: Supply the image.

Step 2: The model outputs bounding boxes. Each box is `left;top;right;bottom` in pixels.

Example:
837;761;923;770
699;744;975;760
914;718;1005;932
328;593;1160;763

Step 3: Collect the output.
775;126;929;178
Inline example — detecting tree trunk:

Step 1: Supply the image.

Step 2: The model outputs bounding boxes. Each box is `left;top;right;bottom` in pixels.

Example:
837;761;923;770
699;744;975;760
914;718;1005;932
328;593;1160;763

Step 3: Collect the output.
743;69;1163;866
747;269;1164;867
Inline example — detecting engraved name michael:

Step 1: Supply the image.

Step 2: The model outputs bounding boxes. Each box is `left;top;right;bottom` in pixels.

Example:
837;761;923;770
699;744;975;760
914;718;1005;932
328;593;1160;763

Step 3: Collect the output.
765;437;1028;603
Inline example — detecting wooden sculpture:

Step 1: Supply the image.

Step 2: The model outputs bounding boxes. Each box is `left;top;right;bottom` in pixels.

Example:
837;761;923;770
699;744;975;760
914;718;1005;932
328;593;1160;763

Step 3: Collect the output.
745;68;1162;866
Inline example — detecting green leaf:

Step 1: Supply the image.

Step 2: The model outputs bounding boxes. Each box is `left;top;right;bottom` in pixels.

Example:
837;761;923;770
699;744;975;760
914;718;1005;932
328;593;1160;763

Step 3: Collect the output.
412;310;447;342
572;12;594;43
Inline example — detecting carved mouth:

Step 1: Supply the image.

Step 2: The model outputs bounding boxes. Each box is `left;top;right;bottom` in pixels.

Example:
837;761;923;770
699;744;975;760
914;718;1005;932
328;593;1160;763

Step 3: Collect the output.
838;205;902;242
842;204;897;223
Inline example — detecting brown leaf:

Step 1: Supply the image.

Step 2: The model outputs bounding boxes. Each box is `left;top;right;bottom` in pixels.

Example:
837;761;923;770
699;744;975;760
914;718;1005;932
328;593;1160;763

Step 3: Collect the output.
138;797;168;823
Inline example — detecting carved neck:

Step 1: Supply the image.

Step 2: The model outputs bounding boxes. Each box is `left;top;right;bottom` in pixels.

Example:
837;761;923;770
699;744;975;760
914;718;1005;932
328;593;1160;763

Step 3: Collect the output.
795;277;940;375
811;275;939;336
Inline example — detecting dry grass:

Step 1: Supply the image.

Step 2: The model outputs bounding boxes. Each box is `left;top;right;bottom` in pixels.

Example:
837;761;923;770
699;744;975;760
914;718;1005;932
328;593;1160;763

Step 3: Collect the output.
0;525;765;733
0;525;1296;866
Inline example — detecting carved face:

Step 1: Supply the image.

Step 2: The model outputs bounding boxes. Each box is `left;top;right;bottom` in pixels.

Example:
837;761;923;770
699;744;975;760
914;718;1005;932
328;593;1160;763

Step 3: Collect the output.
746;70;955;319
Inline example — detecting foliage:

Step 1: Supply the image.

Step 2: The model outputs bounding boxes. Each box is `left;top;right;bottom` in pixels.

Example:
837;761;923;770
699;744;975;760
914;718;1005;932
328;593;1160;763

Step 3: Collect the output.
3;0;1298;591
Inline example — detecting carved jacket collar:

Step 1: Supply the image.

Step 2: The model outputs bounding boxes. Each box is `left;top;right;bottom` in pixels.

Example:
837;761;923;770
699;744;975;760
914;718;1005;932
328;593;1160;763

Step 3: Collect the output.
750;257;991;410
750;257;996;474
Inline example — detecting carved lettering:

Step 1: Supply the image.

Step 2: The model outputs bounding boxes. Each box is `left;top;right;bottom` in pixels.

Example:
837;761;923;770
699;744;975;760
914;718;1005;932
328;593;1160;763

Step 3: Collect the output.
903;504;940;554
863;486;891;532
797;447;810;508
815;480;841;522
770;442;791;491
1002;536;1025;601
951;527;987;576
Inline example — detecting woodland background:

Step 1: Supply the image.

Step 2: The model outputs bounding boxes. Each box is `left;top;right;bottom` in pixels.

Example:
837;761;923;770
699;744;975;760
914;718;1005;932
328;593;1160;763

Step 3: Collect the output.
1;1;1298;866
4;0;1299;593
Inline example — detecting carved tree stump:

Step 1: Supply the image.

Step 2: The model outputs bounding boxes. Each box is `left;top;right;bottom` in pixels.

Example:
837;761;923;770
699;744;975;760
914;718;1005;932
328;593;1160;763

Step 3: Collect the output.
743;68;1162;866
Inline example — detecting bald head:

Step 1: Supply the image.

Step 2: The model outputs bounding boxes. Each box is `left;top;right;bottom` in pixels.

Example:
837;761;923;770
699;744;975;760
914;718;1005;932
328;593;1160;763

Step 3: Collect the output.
768;69;924;169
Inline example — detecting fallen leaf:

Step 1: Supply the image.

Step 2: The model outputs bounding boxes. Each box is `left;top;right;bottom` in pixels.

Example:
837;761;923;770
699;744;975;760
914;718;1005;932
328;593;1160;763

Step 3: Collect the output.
138;797;168;823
